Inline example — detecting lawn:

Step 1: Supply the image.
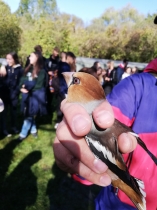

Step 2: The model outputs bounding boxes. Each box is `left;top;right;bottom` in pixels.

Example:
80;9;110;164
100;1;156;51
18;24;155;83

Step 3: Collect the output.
0;111;102;210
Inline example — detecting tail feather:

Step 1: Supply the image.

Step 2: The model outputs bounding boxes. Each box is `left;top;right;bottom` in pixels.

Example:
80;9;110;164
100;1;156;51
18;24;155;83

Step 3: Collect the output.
115;177;146;210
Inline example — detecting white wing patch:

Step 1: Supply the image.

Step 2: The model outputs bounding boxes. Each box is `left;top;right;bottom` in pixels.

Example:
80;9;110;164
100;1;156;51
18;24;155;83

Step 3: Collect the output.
85;135;116;165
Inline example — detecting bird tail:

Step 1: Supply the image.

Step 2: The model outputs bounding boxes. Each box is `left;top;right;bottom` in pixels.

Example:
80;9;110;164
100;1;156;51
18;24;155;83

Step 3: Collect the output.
113;176;146;210
131;178;146;210
129;132;157;165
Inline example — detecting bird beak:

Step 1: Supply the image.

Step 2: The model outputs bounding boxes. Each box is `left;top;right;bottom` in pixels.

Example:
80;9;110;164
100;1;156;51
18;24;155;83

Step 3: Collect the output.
0;98;4;112
62;72;74;87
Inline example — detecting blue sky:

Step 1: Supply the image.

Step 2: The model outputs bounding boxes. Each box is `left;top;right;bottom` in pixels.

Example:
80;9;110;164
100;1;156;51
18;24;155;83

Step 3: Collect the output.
4;0;157;23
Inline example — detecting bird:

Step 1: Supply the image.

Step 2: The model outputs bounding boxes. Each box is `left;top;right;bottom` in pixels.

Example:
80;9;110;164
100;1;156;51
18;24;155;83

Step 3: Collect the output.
62;71;157;210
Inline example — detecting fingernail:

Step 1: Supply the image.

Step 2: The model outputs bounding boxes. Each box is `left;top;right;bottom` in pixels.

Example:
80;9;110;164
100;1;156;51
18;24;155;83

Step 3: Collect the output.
96;110;113;126
93;159;108;173
72;114;90;134
100;174;111;186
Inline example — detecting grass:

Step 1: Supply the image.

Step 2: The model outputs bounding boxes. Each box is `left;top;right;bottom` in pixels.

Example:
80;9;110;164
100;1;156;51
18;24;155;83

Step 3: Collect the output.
0;111;102;210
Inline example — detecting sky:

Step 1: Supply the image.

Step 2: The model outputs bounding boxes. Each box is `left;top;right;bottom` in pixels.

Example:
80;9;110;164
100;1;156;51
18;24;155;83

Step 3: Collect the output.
4;0;157;23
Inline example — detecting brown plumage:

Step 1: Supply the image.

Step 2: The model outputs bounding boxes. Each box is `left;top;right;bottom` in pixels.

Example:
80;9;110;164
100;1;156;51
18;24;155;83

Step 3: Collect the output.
63;72;157;210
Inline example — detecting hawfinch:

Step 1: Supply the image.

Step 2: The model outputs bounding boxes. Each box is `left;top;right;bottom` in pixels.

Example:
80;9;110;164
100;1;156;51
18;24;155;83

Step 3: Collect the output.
62;72;157;210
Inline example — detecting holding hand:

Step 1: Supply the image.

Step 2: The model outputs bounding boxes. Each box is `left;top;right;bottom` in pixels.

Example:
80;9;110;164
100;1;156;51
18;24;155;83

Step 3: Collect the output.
53;99;137;186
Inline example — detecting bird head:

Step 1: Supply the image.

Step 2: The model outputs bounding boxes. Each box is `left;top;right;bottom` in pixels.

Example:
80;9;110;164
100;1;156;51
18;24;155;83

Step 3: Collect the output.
63;72;105;105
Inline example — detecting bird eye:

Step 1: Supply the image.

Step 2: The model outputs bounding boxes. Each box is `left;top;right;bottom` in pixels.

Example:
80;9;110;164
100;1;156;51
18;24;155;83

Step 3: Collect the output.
73;77;80;84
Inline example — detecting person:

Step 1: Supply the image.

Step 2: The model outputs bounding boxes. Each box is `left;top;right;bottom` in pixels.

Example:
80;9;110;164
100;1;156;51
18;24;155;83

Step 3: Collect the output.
54;52;74;129
79;67;99;79
103;61;116;95
66;52;76;72
46;47;60;114
0;52;23;137
92;61;101;72
18;51;47;141
115;59;128;84
96;67;104;86
53;57;157;209
121;66;132;80
131;66;138;74
25;45;47;68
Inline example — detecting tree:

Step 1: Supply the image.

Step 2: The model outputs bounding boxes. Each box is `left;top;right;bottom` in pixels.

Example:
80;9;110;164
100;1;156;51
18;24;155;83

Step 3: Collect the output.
16;0;57;18
0;1;21;57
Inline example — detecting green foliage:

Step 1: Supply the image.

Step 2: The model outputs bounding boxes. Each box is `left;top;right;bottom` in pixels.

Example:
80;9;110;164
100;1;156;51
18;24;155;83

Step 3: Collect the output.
1;1;157;62
16;0;57;18
0;1;21;57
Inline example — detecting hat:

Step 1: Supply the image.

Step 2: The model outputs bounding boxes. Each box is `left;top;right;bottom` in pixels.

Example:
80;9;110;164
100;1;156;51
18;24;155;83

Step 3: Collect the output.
0;98;4;112
154;16;157;24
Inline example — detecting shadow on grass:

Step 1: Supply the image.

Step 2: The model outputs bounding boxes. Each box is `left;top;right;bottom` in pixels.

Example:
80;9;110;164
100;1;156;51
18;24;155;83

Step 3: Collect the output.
0;141;41;210
47;162;102;210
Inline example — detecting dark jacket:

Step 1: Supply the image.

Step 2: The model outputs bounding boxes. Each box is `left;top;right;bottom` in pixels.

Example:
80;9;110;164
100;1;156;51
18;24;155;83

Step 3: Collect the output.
115;65;125;84
46;55;60;72
103;68;116;88
20;69;47;117
57;61;71;95
0;64;23;106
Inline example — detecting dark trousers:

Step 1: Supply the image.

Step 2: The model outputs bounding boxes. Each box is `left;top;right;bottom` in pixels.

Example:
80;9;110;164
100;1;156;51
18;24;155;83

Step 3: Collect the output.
47;88;54;114
0;103;17;134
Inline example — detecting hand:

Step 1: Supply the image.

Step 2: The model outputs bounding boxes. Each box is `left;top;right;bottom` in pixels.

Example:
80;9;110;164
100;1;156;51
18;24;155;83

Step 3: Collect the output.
53;100;137;186
0;66;7;77
48;71;54;76
20;88;28;93
105;77;110;81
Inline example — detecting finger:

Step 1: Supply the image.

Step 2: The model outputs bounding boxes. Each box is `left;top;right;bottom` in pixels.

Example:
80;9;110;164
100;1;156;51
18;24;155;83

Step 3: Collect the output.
60;101;92;136
56;120;108;174
53;137;111;186
93;100;114;128
118;133;137;154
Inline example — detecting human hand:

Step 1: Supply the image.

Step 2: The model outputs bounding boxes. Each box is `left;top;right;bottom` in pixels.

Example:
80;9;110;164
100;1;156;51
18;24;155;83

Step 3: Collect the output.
20;88;28;93
48;71;54;76
0;65;7;77
105;77;110;81
53;100;137;186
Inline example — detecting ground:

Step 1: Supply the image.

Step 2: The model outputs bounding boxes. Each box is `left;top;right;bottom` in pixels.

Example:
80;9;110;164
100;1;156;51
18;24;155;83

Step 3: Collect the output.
0;112;102;210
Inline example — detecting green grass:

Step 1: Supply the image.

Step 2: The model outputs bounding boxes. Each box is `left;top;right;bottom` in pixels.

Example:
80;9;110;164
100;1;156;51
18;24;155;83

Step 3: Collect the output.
0;113;102;210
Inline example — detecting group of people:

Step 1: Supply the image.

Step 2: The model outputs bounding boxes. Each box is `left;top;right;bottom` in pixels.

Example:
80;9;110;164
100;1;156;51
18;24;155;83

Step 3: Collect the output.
80;59;139;96
0;45;76;140
0;44;137;140
0;41;157;209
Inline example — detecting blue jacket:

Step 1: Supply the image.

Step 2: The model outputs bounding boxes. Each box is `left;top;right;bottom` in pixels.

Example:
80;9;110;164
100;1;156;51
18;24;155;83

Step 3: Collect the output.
20;69;47;117
0;64;23;106
57;61;71;95
115;66;124;84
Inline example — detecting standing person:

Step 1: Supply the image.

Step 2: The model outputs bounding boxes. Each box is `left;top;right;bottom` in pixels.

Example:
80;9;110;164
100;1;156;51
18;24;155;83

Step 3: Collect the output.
54;52;76;129
66;52;76;72
92;61;101;71
46;47;60;114
18;52;47;141
131;66;138;74
103;61;116;95
115;59;128;84
96;67;104;86
0;52;23;137
121;66;132;80
25;45;47;69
